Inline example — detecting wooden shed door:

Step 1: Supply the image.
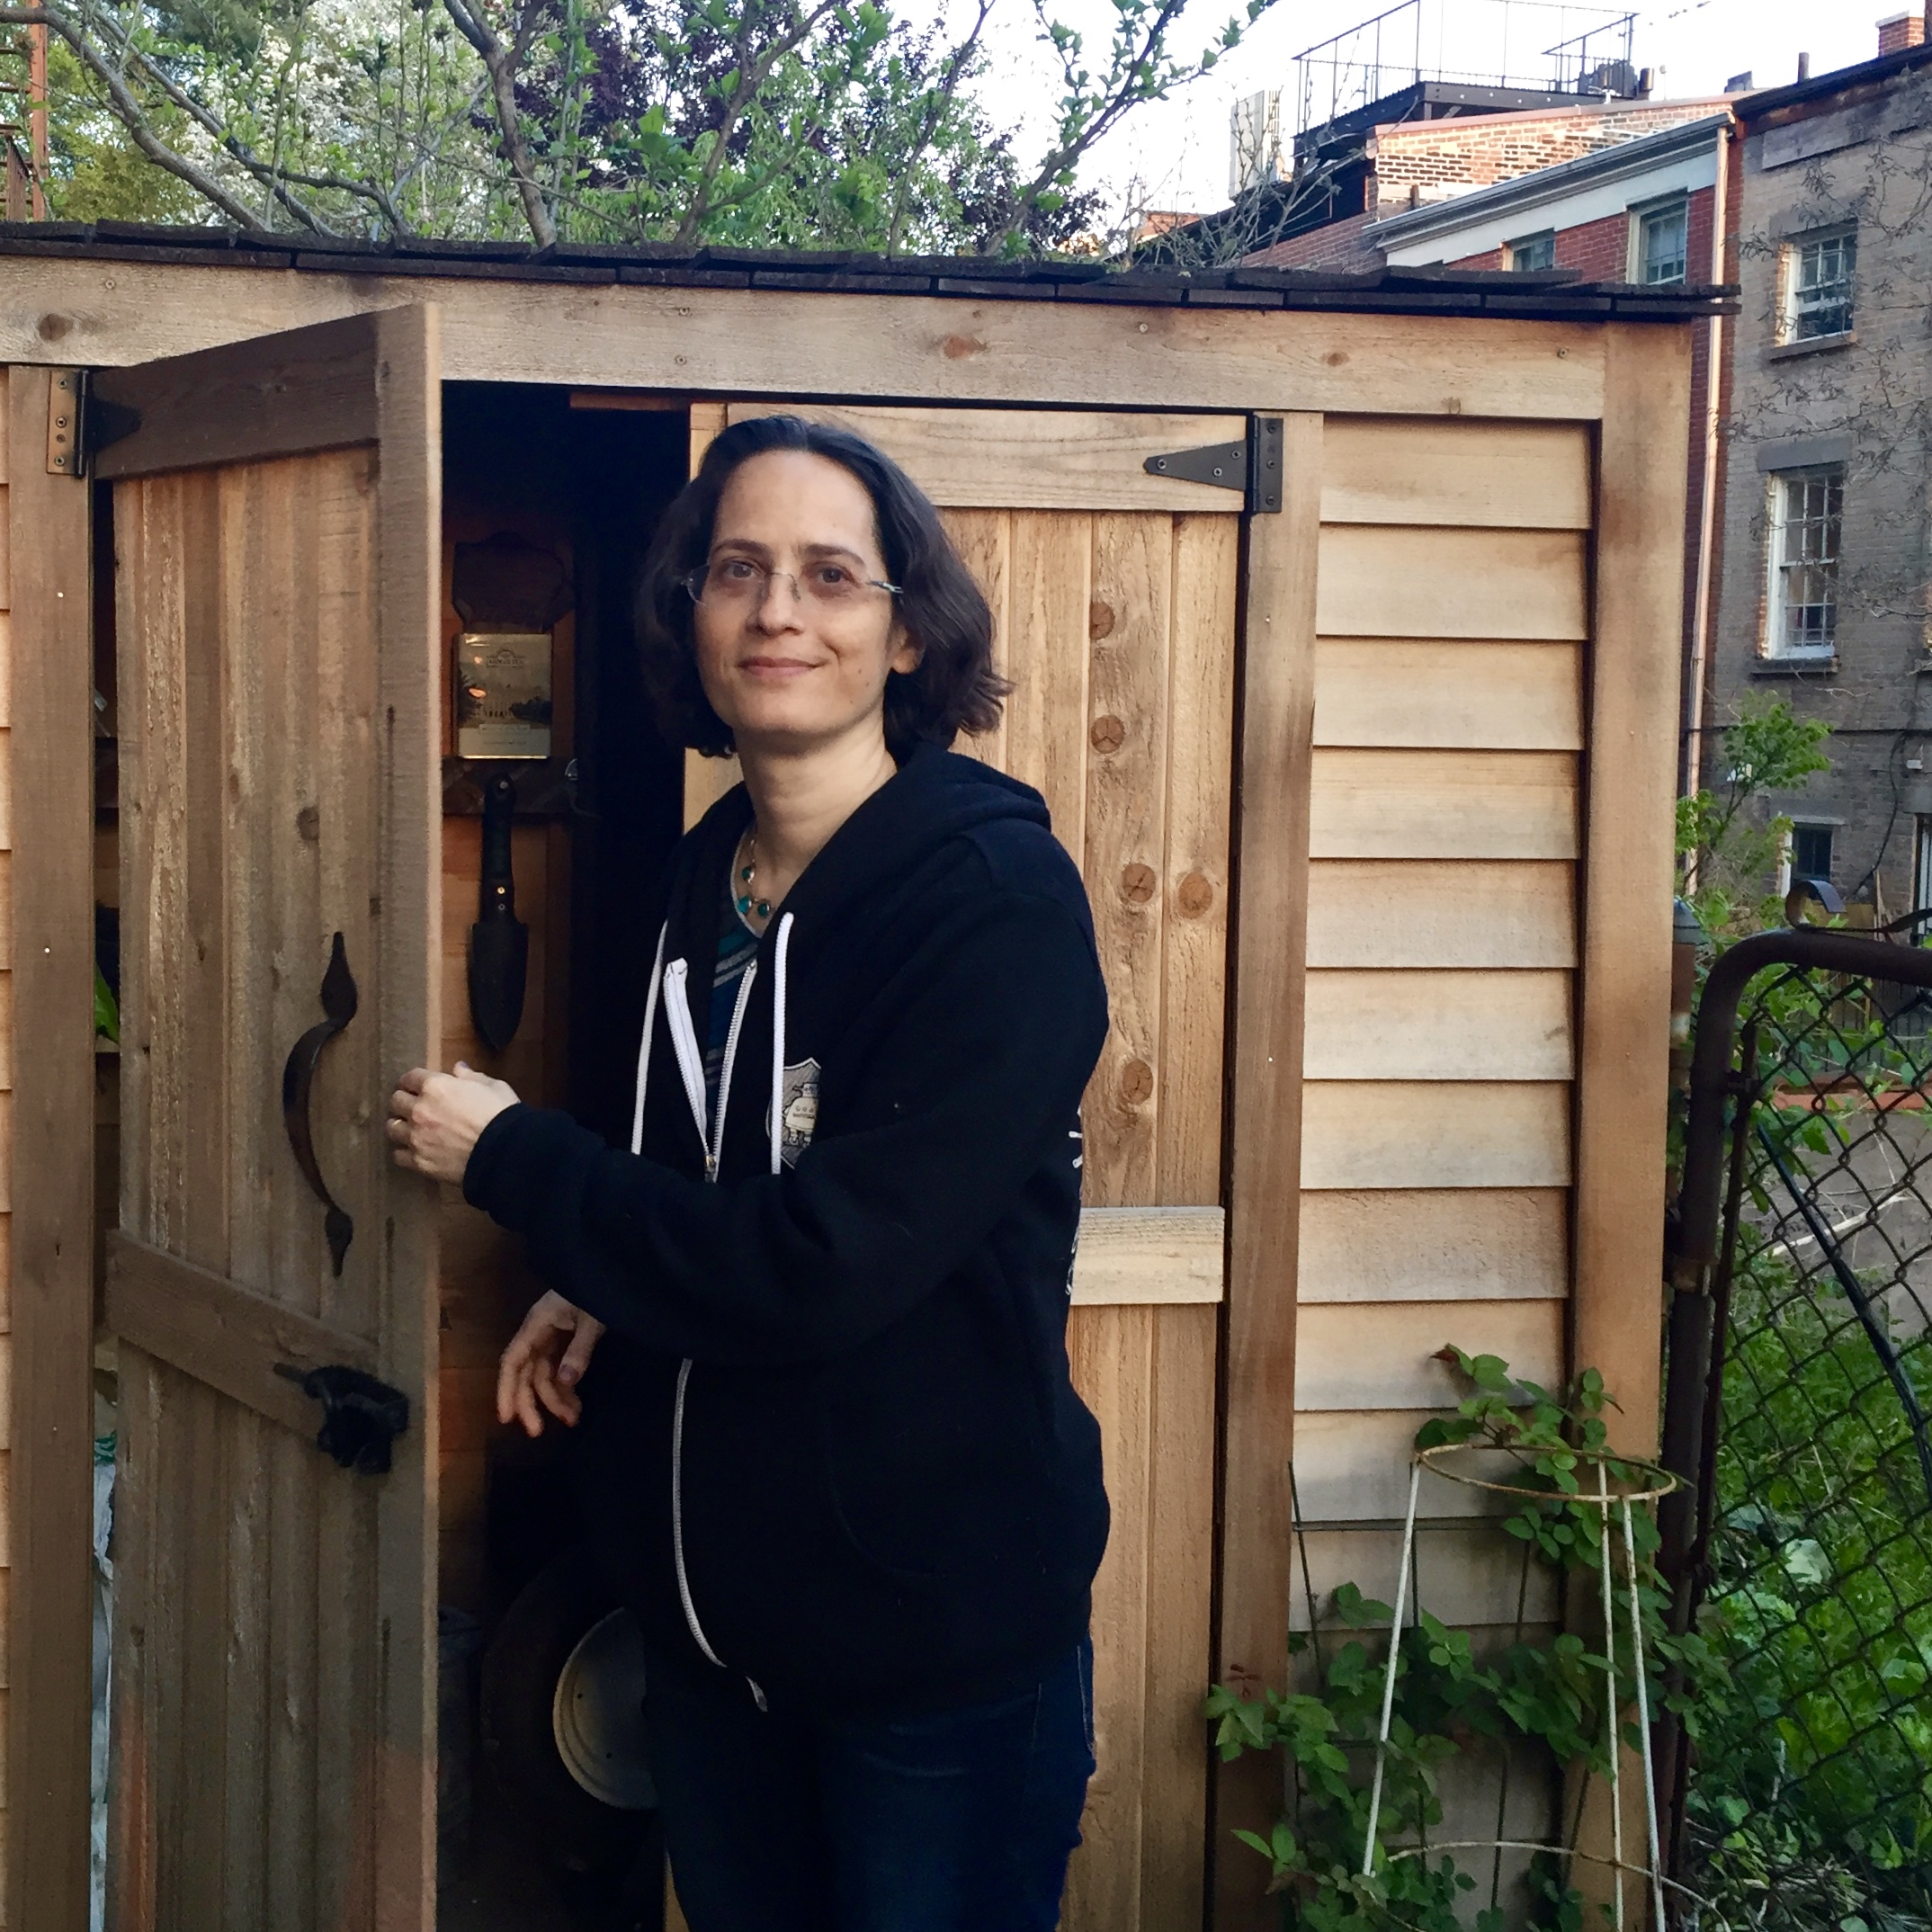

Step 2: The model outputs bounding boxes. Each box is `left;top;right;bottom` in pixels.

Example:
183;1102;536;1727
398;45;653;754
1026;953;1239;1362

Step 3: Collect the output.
693;402;1242;1932
95;309;443;1932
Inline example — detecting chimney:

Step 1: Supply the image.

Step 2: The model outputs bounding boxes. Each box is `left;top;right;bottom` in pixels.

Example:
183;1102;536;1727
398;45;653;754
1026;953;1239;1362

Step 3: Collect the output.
1878;10;1927;52
1796;50;1811;79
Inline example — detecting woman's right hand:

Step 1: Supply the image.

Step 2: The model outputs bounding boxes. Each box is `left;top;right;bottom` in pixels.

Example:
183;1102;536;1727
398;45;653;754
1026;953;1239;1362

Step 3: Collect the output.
497;1291;606;1436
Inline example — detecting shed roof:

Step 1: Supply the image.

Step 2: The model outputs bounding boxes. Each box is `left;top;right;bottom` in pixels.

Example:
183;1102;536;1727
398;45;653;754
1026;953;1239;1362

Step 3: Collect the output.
0;219;1734;323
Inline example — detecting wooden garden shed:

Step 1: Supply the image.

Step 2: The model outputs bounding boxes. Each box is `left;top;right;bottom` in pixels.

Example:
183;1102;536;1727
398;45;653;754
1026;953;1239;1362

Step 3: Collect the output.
0;224;1722;1931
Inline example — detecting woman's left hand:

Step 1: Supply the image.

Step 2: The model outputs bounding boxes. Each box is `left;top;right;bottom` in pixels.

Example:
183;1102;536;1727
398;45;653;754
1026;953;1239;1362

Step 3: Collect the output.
386;1062;520;1184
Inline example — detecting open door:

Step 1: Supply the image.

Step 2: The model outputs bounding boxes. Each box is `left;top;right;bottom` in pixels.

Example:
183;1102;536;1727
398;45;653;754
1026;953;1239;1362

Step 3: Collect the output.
95;309;443;1932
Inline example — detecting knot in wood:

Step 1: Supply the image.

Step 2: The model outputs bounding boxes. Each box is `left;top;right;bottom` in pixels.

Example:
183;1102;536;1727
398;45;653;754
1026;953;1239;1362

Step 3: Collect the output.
1176;872;1214;917
1088;601;1116;641
1089;714;1126;755
296;805;321;843
1118;1058;1154;1106
1121;863;1157;905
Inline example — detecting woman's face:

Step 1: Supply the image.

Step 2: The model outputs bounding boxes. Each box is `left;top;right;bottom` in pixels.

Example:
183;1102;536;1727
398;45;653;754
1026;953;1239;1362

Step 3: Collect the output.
693;449;917;757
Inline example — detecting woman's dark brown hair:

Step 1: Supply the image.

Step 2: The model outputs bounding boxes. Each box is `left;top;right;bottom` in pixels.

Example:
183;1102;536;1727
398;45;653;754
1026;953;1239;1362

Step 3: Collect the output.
637;414;1006;759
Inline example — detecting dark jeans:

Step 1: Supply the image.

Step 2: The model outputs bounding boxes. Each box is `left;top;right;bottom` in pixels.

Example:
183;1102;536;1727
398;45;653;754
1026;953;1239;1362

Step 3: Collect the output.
643;1641;1096;1932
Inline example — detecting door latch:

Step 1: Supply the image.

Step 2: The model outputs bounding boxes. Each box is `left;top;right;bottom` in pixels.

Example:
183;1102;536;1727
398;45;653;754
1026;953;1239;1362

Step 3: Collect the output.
274;1363;410;1474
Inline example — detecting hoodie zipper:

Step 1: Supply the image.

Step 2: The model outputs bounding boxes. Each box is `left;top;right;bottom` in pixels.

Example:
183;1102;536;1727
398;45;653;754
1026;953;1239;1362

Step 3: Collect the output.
640;919;788;1712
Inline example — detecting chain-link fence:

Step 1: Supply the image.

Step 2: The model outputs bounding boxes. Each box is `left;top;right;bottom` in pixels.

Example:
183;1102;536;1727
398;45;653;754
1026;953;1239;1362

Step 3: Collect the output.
1662;932;1932;1929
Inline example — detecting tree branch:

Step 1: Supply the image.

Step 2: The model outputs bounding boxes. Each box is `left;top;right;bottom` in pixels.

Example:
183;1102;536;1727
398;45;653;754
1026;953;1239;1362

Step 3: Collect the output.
440;0;555;245
2;2;271;228
884;0;991;256
672;0;843;245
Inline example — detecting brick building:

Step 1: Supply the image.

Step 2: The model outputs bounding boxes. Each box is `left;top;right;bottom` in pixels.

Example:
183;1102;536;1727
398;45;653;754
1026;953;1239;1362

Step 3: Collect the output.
1246;97;1731;273
1700;30;1932;914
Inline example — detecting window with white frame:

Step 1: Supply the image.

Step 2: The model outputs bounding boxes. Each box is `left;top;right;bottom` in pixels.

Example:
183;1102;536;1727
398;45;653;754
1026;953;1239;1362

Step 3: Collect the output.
1634;199;1689;284
1506;231;1556;272
1914;816;1932;912
1782;228;1856;341
1765;465;1845;657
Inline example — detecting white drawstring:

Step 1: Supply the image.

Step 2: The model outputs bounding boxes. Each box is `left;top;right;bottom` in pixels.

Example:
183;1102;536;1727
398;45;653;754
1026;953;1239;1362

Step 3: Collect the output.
648;899;785;1718
769;912;794;1176
708;963;759;1180
630;925;667;1158
660;959;712;1155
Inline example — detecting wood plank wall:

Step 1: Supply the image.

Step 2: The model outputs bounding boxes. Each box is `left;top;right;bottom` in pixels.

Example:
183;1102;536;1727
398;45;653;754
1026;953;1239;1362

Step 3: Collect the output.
1293;416;1591;1845
0;366;13;1920
944;505;1234;1932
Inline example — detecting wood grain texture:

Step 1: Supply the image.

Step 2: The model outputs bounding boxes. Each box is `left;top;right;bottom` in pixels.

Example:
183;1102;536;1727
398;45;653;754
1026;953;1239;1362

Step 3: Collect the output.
1294;1299;1564;1411
1300;1082;1572;1190
1310;750;1579;860
1315;526;1589;640
5;366;96;1932
1573;326;1691;1457
1313;639;1583;750
1302;969;1573;1081
1137;1304;1217;1928
1293;1411;1534;1522
1064;1304;1154;1932
1003;513;1090;861
93;312;382;479
1158;514;1237;1204
1063;1301;1217;1932
1216;414;1322;1925
1083;514;1170;1206
1297;1188;1569;1303
1;264;1612;419
1305;860;1576;969
104;1234;379;1437
1319;417;1592;529
726;403;1249;510
1292;1524;1559;1630
369;301;443;1932
1070;1207;1224;1304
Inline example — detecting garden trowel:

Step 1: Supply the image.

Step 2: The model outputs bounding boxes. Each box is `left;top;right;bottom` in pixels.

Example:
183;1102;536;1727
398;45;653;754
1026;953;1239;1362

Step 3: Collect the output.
468;773;528;1053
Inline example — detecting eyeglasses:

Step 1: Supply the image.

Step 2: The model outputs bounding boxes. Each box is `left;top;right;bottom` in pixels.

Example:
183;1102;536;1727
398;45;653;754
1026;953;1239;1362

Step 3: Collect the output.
682;559;901;610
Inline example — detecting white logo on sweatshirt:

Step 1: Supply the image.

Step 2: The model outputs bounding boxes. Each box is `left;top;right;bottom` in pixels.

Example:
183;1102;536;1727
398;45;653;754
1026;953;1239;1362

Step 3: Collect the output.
767;1058;820;1167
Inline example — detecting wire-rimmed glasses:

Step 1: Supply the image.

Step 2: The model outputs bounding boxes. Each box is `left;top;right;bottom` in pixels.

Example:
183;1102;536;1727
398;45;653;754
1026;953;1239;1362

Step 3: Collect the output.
682;559;900;610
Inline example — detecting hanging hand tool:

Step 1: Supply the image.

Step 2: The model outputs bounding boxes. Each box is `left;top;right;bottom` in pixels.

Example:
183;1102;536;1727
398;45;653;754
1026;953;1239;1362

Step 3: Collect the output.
468;773;528;1053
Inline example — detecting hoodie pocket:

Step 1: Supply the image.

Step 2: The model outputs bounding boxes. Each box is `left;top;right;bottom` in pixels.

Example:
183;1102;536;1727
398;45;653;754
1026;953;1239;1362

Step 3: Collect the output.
818;1402;947;1586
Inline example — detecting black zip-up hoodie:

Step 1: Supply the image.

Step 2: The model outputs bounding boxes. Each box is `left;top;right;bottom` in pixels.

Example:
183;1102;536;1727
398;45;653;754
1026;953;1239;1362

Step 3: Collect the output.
462;743;1111;1719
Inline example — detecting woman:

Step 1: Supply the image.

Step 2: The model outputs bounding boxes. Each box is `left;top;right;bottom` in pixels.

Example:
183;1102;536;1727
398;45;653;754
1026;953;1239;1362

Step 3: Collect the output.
388;415;1111;1930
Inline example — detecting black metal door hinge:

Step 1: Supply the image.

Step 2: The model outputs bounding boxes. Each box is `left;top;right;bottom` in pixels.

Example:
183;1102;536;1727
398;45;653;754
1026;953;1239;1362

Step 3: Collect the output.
1142;413;1284;514
45;368;141;478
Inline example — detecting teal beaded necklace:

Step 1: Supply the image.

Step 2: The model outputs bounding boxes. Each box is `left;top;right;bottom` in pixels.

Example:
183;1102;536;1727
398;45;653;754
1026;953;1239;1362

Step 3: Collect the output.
735;824;772;924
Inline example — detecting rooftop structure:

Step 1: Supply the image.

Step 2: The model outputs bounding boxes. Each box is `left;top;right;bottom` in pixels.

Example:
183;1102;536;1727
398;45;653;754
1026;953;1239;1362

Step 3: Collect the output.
1292;0;1645;154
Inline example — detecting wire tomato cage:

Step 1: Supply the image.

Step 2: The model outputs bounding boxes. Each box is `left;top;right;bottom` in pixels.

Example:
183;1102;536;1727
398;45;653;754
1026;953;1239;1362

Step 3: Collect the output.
1361;1442;1704;1928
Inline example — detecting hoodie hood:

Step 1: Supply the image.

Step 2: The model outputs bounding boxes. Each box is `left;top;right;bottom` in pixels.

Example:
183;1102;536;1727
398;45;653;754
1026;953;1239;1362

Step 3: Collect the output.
675;741;1054;942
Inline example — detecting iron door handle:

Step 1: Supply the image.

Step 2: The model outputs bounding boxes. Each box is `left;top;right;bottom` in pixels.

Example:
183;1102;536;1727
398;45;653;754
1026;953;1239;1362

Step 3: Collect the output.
282;930;358;1276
